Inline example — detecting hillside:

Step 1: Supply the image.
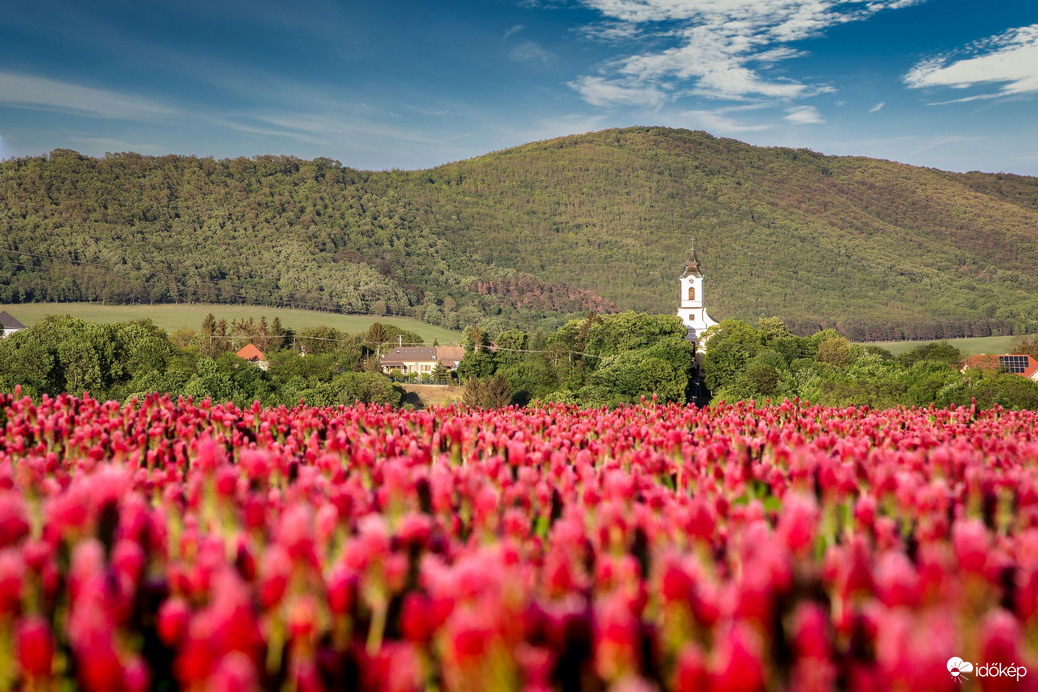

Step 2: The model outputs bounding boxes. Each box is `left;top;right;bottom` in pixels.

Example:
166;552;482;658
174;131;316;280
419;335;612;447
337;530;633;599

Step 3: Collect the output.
2;127;1037;339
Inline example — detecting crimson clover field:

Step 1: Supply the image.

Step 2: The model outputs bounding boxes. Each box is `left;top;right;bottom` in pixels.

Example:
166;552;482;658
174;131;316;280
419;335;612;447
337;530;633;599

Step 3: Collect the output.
1;393;1037;691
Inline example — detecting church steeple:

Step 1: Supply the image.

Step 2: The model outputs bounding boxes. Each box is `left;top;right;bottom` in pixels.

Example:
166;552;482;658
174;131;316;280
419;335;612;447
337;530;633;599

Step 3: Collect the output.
676;237;717;345
680;240;702;278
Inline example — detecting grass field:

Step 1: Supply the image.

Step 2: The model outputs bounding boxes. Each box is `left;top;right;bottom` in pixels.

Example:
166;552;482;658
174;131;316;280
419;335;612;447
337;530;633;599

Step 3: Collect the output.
0;303;463;345
400;384;463;409
866;334;1025;356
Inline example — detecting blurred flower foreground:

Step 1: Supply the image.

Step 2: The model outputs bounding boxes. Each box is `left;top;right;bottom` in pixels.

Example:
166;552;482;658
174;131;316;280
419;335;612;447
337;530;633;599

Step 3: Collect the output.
1;391;1037;691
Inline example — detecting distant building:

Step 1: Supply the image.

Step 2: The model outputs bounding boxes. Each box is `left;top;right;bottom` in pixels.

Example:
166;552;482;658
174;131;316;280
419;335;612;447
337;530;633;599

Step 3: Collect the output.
962;353;1038;381
0;311;26;338
236;343;269;370
997;354;1038;380
677;241;718;348
381;346;465;377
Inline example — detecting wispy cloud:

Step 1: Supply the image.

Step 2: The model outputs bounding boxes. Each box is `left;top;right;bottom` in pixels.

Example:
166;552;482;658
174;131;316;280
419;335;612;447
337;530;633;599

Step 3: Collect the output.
510;41;556;64
570;0;921;105
227;111;446;150
504;24;524;39
0;71;176;120
869;101;885;112
681;107;774;133
904;24;1038;100
569;75;666;108
68;136;166;154
785;105;823;124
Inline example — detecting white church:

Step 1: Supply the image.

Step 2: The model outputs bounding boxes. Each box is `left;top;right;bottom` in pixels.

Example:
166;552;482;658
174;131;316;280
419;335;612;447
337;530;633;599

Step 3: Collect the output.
676;242;717;348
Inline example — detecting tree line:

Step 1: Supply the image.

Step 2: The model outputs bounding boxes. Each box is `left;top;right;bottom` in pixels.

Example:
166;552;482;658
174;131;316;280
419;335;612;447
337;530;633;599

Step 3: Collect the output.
0;315;424;408
702;318;1038;410
1;310;1036;411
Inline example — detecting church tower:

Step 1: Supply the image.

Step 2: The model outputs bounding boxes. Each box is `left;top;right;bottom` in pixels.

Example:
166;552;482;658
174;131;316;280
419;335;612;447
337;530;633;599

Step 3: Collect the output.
677;240;717;344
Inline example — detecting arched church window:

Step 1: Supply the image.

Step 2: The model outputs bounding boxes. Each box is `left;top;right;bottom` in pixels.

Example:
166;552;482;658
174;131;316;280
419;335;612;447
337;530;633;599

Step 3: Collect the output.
688;286;695;301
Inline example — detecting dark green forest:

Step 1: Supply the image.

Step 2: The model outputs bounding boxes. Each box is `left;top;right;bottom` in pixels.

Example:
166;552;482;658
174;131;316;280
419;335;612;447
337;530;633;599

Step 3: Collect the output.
2;127;1038;339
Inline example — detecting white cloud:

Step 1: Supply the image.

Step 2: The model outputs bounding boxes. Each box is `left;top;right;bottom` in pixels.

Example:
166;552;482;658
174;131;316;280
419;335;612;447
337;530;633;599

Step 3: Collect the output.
569;75;667;107
784;105;823;124
869;101;885;112
904;24;1038;99
570;0;921;105
681;107;774;133
510;41;556;64
0;71;175;120
504;24;525;39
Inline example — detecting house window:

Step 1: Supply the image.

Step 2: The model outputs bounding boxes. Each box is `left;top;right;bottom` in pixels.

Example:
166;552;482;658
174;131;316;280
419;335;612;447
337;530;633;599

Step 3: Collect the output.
688;286;695;300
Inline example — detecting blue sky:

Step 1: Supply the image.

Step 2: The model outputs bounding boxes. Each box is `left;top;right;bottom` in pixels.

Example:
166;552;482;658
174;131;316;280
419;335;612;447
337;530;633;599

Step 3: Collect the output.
1;0;1037;174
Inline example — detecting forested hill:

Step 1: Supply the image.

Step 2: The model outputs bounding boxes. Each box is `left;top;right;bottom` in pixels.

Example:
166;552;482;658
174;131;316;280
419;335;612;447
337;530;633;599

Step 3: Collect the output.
2;126;1037;339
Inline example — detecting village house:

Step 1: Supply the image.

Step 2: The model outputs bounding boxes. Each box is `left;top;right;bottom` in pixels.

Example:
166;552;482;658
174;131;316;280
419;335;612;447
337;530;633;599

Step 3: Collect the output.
961;354;1038;381
0;311;26;338
235;343;269;371
380;345;465;378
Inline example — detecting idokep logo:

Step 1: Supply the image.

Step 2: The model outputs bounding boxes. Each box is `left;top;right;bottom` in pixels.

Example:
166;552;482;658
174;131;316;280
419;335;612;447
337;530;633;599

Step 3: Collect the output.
948;658;974;682
948;657;1028;683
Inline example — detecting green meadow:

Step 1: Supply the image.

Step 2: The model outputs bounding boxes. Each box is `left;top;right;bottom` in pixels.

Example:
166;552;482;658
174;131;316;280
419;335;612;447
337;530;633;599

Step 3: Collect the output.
867;334;1023;356
0;303;463;345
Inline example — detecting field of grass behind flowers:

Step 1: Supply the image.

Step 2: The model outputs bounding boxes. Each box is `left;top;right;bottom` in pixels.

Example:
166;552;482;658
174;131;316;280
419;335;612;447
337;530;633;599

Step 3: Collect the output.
1;393;1037;691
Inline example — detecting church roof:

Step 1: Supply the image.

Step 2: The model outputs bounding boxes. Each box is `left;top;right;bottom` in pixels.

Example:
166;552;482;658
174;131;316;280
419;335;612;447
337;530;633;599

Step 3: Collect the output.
680;241;702;278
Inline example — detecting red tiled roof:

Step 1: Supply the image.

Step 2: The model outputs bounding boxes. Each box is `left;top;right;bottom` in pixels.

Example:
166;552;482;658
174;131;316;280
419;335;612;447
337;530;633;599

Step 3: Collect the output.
236;344;265;362
961;354;999;371
1019;356;1038;379
963;353;1038;379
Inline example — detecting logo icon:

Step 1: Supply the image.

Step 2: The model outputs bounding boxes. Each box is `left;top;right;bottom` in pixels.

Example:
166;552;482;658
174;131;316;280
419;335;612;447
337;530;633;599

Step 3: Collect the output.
948;657;973;683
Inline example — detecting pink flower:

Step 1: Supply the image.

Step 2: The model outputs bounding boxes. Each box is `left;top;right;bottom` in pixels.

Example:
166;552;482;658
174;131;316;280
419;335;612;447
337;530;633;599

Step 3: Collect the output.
16;616;54;678
0;491;30;549
0;548;25;612
777;493;818;554
158;597;192;646
952;519;990;574
711;623;765;692
673;643;708;691
209;651;259;692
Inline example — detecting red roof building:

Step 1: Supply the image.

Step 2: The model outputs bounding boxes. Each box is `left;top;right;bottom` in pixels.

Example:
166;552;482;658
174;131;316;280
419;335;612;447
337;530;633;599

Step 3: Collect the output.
962;353;1038;380
236;344;266;363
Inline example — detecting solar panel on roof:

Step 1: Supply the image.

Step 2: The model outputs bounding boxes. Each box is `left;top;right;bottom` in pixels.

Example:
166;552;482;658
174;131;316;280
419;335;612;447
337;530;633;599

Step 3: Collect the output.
999;355;1028;374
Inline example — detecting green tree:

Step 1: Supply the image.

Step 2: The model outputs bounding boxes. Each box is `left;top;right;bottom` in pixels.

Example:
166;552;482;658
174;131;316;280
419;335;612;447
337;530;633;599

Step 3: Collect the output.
815;336;854;368
702;320;762;392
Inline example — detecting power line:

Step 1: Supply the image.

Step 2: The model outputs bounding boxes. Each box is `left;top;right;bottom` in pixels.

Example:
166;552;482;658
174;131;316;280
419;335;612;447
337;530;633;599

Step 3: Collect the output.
202;333;434;346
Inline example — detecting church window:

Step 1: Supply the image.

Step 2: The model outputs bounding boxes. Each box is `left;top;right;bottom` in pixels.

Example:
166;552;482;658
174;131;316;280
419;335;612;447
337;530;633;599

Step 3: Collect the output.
687;286;695;301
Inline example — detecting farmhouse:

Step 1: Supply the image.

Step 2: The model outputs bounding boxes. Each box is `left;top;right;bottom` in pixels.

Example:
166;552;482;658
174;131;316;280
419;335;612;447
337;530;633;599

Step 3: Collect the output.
961;354;1038;381
0;311;26;338
235;343;269;370
381;346;465;377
